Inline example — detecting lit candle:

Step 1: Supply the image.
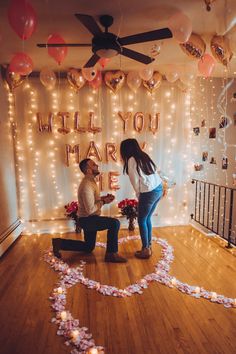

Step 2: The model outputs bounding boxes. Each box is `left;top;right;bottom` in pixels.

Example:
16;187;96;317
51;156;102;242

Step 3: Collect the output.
60;311;67;321
87;349;98;354
211;292;217;300
57;287;63;294
71;329;79;341
171;278;177;286
195;286;200;294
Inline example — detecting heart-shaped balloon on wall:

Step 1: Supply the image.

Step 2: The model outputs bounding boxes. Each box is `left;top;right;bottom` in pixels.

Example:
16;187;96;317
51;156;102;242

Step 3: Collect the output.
67;68;86;92
143;71;162;93
104;71;125;93
1;64;26;92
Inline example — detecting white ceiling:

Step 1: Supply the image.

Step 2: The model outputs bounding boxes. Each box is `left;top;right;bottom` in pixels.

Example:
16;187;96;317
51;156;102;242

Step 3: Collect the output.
0;0;236;77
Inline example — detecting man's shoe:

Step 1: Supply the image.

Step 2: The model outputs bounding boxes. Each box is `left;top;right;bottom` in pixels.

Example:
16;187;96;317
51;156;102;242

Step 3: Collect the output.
104;252;127;263
135;247;151;259
52;238;62;259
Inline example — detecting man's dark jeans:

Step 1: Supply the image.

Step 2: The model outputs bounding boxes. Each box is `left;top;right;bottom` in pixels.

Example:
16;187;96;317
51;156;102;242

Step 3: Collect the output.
60;215;120;253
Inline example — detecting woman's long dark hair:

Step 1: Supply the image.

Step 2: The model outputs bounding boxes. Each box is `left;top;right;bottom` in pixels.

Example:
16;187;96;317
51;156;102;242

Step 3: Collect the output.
120;139;156;176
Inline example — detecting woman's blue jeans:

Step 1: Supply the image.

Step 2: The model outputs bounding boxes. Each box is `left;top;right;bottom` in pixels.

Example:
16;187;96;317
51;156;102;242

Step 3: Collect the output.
138;184;163;248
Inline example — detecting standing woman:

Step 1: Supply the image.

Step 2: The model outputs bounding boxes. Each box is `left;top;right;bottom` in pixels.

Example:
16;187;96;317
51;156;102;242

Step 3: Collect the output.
120;138;163;259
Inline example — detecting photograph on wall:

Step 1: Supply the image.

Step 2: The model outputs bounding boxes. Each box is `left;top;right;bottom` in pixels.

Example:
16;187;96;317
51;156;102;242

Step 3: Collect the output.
210;157;217;164
219;116;229;128
222;156;228;170
209;127;216;139
233;174;236;186
193;127;200;136
194;164;203;171
202;151;208;161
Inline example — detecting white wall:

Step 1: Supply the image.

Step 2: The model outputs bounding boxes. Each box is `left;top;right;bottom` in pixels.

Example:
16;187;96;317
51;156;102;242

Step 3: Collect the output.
0;74;22;257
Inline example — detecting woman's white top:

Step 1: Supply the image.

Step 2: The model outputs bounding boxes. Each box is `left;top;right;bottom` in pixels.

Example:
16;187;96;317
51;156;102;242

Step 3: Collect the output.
127;157;162;197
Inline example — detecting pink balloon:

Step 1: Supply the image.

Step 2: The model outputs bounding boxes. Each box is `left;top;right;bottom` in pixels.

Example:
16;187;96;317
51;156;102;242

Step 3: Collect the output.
168;12;192;43
89;71;102;89
47;33;68;65
198;54;215;77
8;0;37;40
98;57;110;68
9;52;33;75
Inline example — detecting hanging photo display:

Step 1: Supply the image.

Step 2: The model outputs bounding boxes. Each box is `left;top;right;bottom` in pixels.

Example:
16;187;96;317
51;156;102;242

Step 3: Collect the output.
222;156;228;170
209;127;216;138
193;127;200;135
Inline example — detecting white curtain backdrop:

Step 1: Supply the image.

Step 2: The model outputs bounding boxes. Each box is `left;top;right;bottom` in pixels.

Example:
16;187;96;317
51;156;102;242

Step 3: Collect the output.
13;75;194;233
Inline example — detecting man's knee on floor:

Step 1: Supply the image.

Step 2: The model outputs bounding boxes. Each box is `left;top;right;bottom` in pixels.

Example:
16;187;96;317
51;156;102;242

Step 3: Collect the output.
111;218;120;229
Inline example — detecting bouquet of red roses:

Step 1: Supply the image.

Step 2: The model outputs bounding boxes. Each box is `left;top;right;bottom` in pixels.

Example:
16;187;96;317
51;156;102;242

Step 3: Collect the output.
118;198;138;220
64;201;81;233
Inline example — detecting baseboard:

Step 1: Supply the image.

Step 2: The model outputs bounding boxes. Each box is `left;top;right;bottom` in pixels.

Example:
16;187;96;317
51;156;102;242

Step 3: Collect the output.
190;220;218;236
0;219;23;257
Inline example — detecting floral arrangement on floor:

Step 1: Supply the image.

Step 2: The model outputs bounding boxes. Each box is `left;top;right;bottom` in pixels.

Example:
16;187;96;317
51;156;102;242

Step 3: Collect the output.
118;199;138;231
64;201;81;233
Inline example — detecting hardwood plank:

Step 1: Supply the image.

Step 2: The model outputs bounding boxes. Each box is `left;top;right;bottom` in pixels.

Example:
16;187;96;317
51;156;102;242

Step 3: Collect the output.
0;226;235;354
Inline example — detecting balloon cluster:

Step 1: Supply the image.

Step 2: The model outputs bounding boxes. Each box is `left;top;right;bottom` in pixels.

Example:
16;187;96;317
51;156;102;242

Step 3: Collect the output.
7;0;37;76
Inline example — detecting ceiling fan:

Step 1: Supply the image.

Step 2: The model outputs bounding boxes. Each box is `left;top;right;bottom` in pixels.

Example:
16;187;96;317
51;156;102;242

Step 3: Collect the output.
37;14;173;68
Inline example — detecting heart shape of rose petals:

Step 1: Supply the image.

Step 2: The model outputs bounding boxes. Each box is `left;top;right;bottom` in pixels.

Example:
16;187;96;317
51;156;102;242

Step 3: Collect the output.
44;236;236;353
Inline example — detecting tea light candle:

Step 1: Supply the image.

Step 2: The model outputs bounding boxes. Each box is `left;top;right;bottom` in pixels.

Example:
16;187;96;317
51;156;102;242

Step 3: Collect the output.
71;329;79;341
57;287;63;294
195;286;200;294
87;348;98;354
171;278;177;286
60;311;67;321
211;292;217;300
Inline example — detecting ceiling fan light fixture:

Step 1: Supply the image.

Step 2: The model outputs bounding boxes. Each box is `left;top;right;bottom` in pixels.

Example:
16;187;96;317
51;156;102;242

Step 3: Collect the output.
96;48;118;58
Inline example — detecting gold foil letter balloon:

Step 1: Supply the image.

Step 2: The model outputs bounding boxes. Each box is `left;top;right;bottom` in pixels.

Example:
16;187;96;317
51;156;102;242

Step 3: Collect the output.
143;71;162;93
104;71;125;93
180;33;206;59
67;68;86;92
210;35;233;66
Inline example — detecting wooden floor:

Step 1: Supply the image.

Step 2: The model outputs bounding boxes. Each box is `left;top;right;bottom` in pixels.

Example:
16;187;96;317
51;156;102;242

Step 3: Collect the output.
0;225;236;354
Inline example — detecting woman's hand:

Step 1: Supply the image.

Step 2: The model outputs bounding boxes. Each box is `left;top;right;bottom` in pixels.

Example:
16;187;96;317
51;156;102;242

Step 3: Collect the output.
162;180;168;197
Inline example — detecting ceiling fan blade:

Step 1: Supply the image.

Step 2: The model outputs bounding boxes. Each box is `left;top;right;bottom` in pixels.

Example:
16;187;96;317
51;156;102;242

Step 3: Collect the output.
121;47;154;64
75;14;102;36
119;28;172;46
37;43;91;48
84;54;100;68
